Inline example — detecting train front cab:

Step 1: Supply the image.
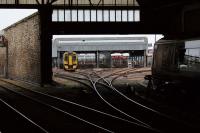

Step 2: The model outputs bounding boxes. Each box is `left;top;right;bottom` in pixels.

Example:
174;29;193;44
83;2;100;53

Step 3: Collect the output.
63;52;78;71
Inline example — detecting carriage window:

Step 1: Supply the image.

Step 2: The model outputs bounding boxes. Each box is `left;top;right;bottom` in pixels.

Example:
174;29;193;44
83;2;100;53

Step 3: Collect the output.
161;45;176;70
179;48;200;72
178;48;186;64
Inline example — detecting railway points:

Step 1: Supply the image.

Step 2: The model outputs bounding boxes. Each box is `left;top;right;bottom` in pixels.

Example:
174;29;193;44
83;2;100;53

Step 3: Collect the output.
0;1;200;132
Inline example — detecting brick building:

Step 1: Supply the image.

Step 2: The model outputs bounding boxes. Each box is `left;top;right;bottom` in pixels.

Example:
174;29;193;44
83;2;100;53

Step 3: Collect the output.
0;12;41;83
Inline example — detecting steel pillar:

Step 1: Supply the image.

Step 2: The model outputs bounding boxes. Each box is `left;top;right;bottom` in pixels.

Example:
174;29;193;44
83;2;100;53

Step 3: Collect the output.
144;50;147;67
104;51;112;68
109;52;112;68
96;51;99;68
39;7;53;85
57;52;61;69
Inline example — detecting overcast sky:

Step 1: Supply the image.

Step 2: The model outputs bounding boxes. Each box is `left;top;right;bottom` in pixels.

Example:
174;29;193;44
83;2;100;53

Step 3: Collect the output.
0;9;37;30
0;9;163;44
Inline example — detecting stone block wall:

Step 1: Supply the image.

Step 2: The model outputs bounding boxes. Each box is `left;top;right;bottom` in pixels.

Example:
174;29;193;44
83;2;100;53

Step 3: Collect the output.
0;47;6;76
4;13;41;83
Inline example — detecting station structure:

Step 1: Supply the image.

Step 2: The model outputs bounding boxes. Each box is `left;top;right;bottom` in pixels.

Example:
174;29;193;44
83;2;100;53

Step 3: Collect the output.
0;0;199;85
53;37;152;69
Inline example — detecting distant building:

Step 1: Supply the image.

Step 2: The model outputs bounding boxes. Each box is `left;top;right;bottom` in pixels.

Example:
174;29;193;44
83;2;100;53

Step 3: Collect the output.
146;43;153;67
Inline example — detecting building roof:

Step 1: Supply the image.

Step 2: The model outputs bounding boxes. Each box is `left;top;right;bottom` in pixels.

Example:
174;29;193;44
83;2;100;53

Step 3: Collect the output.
52;37;148;57
0;0;139;6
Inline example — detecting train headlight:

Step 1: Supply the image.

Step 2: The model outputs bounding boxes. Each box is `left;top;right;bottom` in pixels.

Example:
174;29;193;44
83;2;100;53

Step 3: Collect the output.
73;65;76;68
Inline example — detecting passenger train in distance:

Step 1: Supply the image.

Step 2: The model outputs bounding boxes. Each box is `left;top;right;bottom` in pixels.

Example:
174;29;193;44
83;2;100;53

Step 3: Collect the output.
111;53;129;68
145;38;200;92
63;51;78;71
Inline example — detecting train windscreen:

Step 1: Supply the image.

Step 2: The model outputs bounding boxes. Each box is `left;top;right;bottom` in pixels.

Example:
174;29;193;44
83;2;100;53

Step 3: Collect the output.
72;55;76;62
65;54;68;62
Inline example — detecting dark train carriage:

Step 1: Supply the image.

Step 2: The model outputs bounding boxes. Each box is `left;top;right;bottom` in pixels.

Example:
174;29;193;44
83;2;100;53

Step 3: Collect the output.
78;54;96;68
146;38;200;91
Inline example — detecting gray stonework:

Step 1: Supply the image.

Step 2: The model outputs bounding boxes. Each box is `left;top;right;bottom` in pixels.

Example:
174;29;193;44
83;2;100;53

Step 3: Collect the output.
3;13;41;83
0;47;6;76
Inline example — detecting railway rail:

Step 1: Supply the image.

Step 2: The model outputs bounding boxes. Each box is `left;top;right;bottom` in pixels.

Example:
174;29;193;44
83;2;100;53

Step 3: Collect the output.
0;81;108;133
91;69;196;133
0;97;47;133
0;78;155;133
59;68;196;133
55;69;159;132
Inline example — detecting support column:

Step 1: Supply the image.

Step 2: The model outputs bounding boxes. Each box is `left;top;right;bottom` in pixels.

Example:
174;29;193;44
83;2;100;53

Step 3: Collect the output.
105;51;112;68
57;52;61;69
109;52;112;68
96;51;100;68
131;51;134;68
39;7;53;85
144;50;147;67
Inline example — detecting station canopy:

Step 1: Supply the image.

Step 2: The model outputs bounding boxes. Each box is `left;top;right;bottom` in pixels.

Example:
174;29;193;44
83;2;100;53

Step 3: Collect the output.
0;0;139;6
0;0;198;9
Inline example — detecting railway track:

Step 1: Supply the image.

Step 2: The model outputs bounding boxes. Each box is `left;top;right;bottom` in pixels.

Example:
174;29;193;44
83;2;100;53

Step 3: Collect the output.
54;68;197;132
64;70;159;131
90;69;196;133
0;97;47;133
56;69;156;124
53;73;160;132
0;80;108;133
0;78;155;133
55;72;152;128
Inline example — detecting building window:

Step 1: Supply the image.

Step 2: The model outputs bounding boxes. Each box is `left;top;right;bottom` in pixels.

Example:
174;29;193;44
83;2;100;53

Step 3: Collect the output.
52;9;140;22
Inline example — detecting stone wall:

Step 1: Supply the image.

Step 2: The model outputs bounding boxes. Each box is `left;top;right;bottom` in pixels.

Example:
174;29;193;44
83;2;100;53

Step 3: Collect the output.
0;47;6;76
4;13;41;83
